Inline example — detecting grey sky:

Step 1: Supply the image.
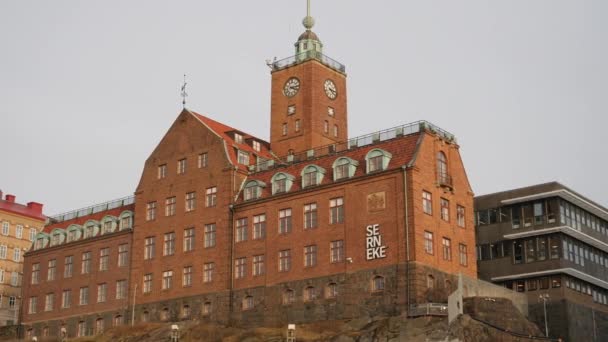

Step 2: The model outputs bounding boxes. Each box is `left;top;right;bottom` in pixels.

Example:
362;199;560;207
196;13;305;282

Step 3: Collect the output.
1;1;606;215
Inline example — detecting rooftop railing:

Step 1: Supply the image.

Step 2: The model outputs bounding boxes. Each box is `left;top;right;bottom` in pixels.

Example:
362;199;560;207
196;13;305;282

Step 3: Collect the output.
252;120;456;173
47;195;135;225
272;51;346;73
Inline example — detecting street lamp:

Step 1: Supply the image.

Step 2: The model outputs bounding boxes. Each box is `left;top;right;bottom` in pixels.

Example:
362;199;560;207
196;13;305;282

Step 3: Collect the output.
170;324;179;342
539;294;550;337
287;324;296;342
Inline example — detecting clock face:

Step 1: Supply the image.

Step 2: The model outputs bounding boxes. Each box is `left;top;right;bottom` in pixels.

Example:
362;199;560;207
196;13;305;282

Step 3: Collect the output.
324;79;337;99
283;78;300;97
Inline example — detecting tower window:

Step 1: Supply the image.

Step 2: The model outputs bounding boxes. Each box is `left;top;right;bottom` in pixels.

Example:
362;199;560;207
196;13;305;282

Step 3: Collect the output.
324;121;329;134
287;105;296;115
328;107;335;117
282;123;288;136
333;125;338;137
295;119;301;132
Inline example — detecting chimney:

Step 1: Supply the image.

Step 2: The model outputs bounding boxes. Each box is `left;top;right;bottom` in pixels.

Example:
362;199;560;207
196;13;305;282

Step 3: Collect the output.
0;190;3;200
27;202;44;214
5;194;15;203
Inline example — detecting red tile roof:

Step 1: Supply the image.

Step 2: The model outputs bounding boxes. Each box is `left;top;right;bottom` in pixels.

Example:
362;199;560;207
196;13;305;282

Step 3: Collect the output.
189;110;275;171
0;200;46;221
43;204;135;233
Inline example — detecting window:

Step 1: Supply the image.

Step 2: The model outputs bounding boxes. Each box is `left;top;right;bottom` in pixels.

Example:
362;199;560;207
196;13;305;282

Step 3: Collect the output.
203;262;215;283
164;232;176;256
62;290;71;308
279;208;292;234
0;269;4;283
28;297;37;314
146;202;156;221
538;237;547;261
244;181;264;201
185;192;196;212
525;238;536;263
237;151;250;165
44;293;54;311
440;198;450;221
29;228;37;241
235;218;248;242
330;197;344;224
77;321;86;337
423;191;433;215
198;152;208;168
1;222;8;235
366;149;392;173
64;256;73;278
144;237;155;260
527;279;538;291
457;205;465;228
283;289;295;305
16;225;23;239
330;240;344;263
282;123;288;136
67;229;79;242
427;275;435;289
116;280;127;299
549;235;560;259
143;274;152;293
182;266;193;287
328;106;335;117
234;133;243;144
459;244;468;266
235;257;246;279
158;164;167;179
81;252;91;274
10;271;17;286
333;157;358;181
160;308;169;321
539;277;550;290
513;241;523;264
304;245;317;267
97;283;107;302
287;105;296;115
424;231;434;254
177;158;187;174
253;214;266;239
279;250;291;272
295;119;301;132
165;197;176;216
242;296;254;310
181;305;191;319
79;287;89;305
202;302;212;315
99;248;109;271
206;187;217;207
51;232;62;246
162;270;173;290
180;228;195;252
333;125;338;137
304;286;317;302
326;283;338;298
437;152;449;184
47;259;56;281
118;244;128;267
252;140;261;152
324;120;329;133
302;165;325;188
272;173;294;194
253;255;265;276
13;248;20;262
442;238;452;261
102;220;113;234
304;203;318;229
372;276;385;292
551;276;562;288
204;224;216;248
0;245;6;259
84;224;97;239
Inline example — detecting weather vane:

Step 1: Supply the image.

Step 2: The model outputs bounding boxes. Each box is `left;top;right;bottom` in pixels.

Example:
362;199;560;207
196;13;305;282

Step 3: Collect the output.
180;74;188;109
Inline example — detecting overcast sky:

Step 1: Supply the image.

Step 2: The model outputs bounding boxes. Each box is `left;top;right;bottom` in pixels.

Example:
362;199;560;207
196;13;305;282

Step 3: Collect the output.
1;1;606;215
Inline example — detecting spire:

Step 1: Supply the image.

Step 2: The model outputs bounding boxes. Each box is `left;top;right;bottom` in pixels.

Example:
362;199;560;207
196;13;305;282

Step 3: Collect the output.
295;0;323;56
303;0;315;31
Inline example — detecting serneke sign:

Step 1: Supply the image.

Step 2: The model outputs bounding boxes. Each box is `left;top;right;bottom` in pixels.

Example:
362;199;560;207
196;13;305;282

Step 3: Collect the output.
366;224;387;260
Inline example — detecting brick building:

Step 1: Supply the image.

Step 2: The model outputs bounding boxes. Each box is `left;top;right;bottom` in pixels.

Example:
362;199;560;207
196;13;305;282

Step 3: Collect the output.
475;182;608;341
0;191;45;326
21;7;476;338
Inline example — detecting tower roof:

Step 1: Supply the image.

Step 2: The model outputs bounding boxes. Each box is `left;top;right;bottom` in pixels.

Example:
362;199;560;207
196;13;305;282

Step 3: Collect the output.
298;30;320;42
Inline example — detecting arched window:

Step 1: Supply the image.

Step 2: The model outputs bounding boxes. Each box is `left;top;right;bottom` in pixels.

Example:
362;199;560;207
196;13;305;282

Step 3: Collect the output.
101;216;116;235
301;165;325;188
365;149;392;173
161;308;170;321
202;301;212;316
332;157;358;181
182;304;191;318
66;225;82;242
445;279;452;293
242;296;254;310
95;318;104;334
325;283;338;299
427;275;435;289
372;275;385;292
50;229;65;247
113;315;123;326
282;289;295;305
142;311;150;322
437;152;450;187
304;286;317;302
243;180;266;201
83;220;99;239
271;172;295;195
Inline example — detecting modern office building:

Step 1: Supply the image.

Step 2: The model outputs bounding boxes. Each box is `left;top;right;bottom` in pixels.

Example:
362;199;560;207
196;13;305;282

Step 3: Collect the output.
475;182;608;341
0;191;45;326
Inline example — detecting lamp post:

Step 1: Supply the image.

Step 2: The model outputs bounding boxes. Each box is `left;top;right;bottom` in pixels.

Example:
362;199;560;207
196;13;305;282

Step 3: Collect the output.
170;324;179;342
287;324;296;342
539;294;550;337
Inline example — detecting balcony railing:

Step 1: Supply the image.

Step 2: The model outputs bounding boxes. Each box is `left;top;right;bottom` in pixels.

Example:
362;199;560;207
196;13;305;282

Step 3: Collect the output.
272;51;346;73
47;195;135;225
438;174;453;189
408;303;448;317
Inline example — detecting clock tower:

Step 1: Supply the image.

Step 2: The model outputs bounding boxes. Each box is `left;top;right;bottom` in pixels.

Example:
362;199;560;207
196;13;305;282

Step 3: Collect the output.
269;1;348;157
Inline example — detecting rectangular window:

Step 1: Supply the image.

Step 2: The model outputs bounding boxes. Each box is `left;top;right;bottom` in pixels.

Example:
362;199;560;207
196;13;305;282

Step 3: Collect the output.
236;218;248;242
47;259;56;281
163;232;176;256
295;119;301;132
0;245;6;259
538;237;548;261
0;269;4;283
288;105;296;115
457;205;465;228
45;293;54;311
97;283;107;302
146;202;157;221
513;241;523;264
79;287;89;305
527;279;538;291
304;245;317;267
303;170;318;187
177;158;187;174
459;244;468;266
330;240;344;263
549;235;560;259
204;224;216;248
203;262;215;283
158;164;167;179
253;214;266;240
143;274;152;293
99;248;109;271
252;141;261;152
206;187;217;207
144;237;155;260
62;290;71;308
423;191;433;215
368;155;383;172
162;270;173;290
182;267;192;287
185;192;196;212
253;255;265;276
282;123;288;136
115;279;127;299
330;197;344;224
304;203;318;229
424;231;434;254
442;238;452;261
533;202;544;225
511;205;521;228
8;296;15;309
165;197;176;216
29;297;37;314
118;244;128;267
64;256;73;278
234;133;243;144
235;257;246;279
279;208;292;234
1;222;8;236
440;198;450;221
81;252;91;274
10;271;18;286
237;151;249;165
279;250;291;272
198;152;208;168
539;277;550;289
525;238;536;263
13;248;20;262
183;228;195;252
16;225;23;239
328;106;335;117
29;228;37;241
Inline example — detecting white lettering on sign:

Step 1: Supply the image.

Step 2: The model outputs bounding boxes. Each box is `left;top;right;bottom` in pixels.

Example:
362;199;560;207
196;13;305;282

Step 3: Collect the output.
366;224;387;260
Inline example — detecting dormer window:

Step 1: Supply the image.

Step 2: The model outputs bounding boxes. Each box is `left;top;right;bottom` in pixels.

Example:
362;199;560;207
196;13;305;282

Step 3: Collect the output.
238;151;250;165
35;238;45;250
333;157;358;181
271;173;295;194
119;212;133;230
301;165;325;188
67;227;80;242
234;133;243;144
51;231;64;247
365;149;392;173
252;141;261;152
83;224;96;239
244;180;266;201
